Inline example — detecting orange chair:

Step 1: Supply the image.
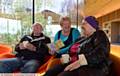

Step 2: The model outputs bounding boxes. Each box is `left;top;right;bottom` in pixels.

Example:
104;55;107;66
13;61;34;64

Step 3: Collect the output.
0;44;12;54
0;44;14;59
110;45;120;76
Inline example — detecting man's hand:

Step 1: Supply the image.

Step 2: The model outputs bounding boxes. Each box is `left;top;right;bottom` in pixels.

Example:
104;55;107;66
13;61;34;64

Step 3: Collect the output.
19;43;26;49
64;60;81;71
26;42;36;51
19;41;36;51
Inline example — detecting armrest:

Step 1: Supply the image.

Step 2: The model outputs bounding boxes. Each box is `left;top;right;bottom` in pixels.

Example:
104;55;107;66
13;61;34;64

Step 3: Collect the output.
0;44;12;54
0;53;15;59
110;45;120;76
37;56;54;73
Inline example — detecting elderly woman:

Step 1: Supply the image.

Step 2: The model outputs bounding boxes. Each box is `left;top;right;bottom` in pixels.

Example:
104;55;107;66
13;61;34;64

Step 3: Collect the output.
47;16;80;69
53;16;80;56
44;16;110;76
46;16;80;71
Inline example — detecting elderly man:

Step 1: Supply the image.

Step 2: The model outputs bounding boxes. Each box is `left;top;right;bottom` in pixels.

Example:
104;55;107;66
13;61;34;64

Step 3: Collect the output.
0;23;51;73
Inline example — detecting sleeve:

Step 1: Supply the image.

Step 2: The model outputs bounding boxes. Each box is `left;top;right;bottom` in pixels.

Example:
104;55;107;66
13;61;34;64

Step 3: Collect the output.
72;28;80;41
14;44;20;52
14;35;27;52
36;42;51;56
35;36;51;56
58;43;73;54
79;31;110;66
44;36;51;44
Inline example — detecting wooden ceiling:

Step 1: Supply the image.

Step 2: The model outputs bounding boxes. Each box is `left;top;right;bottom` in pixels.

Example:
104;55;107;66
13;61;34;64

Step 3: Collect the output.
83;0;120;18
38;0;120;24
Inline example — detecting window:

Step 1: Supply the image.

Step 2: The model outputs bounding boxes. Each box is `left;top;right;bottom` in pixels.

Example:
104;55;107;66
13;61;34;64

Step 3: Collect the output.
35;0;84;40
0;0;84;48
0;0;33;48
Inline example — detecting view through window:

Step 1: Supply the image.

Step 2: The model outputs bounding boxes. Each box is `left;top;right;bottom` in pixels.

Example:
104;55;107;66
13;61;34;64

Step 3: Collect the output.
0;0;84;48
0;0;33;48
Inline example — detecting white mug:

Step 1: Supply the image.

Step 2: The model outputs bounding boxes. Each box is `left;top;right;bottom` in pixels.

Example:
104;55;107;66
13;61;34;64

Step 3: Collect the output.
61;54;70;64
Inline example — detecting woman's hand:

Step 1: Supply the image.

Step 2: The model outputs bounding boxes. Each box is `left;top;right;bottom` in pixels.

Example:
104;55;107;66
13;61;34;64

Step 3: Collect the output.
64;60;81;71
64;54;88;71
49;50;56;55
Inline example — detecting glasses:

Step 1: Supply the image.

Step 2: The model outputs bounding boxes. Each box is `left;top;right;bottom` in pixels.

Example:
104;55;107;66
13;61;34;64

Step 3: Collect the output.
81;22;87;25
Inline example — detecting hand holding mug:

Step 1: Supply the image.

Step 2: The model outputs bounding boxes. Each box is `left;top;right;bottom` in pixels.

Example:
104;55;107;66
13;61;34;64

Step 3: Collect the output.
61;54;70;64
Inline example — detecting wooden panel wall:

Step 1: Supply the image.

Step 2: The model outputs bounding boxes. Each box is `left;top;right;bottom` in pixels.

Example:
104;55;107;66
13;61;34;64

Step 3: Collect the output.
97;8;120;26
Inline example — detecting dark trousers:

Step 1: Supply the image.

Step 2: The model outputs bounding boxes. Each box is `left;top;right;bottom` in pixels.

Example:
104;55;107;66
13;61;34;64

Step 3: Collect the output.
0;58;41;73
44;64;107;76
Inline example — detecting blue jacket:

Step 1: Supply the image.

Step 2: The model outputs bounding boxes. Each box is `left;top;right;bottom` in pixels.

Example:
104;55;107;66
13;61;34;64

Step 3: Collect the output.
54;28;80;54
